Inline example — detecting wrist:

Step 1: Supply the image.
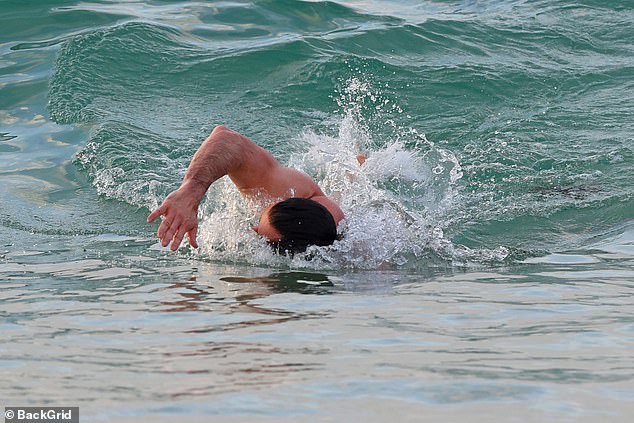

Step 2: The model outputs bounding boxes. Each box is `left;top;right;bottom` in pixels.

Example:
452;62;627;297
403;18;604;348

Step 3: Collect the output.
179;179;207;205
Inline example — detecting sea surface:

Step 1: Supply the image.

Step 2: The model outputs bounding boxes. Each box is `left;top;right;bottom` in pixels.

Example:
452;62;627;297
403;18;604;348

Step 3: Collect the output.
1;0;633;421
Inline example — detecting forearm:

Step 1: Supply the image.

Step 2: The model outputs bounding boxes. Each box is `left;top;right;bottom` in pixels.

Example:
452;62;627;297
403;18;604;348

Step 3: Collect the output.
179;125;246;203
148;125;255;250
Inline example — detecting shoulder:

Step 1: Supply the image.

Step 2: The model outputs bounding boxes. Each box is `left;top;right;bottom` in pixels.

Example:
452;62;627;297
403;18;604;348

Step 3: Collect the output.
263;166;323;199
310;195;345;225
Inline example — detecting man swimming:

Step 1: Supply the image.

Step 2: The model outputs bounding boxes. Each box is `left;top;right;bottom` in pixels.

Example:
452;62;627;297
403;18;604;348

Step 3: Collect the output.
147;125;345;254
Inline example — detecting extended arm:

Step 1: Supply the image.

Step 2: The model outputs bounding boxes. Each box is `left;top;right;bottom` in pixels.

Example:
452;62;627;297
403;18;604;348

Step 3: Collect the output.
147;125;272;250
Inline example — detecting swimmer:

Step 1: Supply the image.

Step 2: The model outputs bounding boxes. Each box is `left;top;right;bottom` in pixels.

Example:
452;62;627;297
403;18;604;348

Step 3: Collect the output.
147;125;346;254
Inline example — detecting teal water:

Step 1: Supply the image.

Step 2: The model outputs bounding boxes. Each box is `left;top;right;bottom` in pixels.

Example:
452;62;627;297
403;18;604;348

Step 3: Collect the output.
1;0;633;421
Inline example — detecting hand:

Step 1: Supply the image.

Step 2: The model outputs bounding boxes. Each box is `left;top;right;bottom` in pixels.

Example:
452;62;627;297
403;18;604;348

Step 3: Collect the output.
147;187;200;251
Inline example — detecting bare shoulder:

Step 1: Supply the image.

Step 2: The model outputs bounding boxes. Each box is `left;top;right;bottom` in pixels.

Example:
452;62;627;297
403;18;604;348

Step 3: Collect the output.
263;165;324;199
214;126;282;192
311;195;345;224
215;126;317;199
217;126;344;222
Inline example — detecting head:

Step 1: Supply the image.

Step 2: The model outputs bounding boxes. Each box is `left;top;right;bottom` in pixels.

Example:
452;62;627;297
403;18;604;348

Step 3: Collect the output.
253;197;337;254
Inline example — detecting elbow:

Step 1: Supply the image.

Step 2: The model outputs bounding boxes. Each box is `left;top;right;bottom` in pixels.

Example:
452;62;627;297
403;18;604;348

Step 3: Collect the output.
210;125;243;144
209;125;248;151
212;124;233;136
208;124;237;143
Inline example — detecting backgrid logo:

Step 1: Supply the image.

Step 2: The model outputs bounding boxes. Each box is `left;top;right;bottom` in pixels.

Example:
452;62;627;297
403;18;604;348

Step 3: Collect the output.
4;407;78;423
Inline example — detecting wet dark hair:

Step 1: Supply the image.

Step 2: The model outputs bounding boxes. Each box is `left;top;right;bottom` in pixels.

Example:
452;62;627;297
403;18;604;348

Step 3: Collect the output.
267;197;337;255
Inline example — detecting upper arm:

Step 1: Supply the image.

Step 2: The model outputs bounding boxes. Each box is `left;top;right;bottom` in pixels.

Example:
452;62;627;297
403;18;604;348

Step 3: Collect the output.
233;157;323;199
224;132;282;194
221;126;343;223
221;127;322;199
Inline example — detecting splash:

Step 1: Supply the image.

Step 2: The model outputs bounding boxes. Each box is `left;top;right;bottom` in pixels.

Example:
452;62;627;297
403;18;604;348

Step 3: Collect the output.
196;76;509;269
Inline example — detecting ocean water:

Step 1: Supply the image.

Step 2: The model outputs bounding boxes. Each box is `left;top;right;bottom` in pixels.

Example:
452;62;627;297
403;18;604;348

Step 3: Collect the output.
1;0;633;421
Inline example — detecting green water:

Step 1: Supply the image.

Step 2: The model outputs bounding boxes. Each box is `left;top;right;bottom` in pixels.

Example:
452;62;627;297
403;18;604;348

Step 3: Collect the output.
1;1;633;421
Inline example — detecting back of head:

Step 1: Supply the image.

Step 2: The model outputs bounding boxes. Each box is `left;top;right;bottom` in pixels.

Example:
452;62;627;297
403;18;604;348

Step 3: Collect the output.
268;197;337;254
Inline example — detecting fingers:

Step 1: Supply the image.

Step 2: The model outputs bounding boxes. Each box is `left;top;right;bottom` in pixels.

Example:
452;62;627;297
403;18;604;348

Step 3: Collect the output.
148;198;199;251
157;216;177;242
171;227;189;251
158;220;199;250
187;227;198;249
161;218;181;248
147;204;166;223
